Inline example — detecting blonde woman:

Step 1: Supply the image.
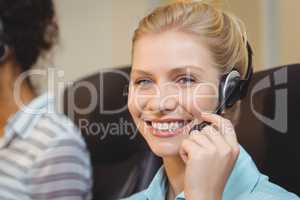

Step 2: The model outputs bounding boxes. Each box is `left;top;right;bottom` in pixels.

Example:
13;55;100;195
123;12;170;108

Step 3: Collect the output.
124;1;299;200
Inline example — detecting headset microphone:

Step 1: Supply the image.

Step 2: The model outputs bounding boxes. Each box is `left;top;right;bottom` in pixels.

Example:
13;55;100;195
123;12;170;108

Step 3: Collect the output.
189;42;253;134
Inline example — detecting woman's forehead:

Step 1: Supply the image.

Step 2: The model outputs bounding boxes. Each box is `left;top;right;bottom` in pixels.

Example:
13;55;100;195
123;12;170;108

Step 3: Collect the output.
132;31;215;72
131;65;205;76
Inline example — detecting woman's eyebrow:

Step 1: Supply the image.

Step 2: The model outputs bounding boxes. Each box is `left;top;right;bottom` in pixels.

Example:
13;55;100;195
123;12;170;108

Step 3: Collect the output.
130;66;204;77
169;66;205;74
130;69;153;77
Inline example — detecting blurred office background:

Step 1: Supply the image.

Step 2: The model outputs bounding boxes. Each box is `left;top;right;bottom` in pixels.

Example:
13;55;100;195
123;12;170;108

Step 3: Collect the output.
51;0;300;83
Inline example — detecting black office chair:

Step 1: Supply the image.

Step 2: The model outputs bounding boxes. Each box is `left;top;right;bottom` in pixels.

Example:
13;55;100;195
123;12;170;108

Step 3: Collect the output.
236;64;300;194
63;64;300;200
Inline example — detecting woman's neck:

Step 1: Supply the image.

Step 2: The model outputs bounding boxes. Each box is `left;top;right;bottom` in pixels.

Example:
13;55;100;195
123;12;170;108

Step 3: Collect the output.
163;155;186;200
0;72;35;137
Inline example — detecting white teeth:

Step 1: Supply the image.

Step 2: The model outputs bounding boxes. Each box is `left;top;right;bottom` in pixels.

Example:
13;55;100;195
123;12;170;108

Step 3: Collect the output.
151;121;186;131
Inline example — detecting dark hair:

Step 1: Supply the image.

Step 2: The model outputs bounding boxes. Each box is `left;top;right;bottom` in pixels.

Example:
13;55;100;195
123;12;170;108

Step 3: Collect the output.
0;0;59;71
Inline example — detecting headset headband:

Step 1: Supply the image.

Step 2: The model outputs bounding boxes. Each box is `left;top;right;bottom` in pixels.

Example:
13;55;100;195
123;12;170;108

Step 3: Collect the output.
239;41;254;99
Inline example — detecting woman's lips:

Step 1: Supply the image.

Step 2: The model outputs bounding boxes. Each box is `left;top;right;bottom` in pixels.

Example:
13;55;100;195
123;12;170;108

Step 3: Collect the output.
144;120;193;138
150;126;184;137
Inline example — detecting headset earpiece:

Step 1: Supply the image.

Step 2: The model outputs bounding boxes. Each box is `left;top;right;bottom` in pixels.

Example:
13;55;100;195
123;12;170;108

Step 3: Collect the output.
217;42;254;113
218;70;241;112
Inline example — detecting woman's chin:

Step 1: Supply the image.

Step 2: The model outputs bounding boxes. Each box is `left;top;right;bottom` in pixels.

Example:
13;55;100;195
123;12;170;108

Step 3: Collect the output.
148;141;181;157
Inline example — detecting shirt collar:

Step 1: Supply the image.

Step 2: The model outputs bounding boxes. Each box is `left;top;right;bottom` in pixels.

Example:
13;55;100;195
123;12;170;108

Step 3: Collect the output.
222;146;260;199
144;146;260;200
144;165;168;200
0;93;54;148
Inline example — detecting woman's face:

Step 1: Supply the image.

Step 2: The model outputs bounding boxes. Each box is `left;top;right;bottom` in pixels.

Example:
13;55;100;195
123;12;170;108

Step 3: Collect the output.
128;31;220;157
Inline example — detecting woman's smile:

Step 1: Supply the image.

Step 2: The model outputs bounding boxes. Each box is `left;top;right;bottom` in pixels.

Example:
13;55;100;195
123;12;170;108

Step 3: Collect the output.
143;118;193;138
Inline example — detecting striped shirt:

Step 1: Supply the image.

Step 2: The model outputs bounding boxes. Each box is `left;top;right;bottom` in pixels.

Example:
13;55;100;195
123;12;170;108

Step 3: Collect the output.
0;94;92;200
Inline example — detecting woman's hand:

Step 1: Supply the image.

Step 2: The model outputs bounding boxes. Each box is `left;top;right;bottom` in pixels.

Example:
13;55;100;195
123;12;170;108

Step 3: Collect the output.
180;113;240;200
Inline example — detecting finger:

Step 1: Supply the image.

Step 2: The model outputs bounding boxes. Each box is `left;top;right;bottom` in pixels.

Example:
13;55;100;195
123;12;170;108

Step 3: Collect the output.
201;124;218;136
218;118;239;150
201;113;239;150
180;139;202;163
200;112;226;131
200;125;240;164
190;130;213;148
201;113;237;137
202;125;228;147
200;125;235;157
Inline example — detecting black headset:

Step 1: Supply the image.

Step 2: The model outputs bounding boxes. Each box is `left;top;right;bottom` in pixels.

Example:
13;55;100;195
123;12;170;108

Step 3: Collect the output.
217;42;253;113
189;42;253;133
0;17;9;63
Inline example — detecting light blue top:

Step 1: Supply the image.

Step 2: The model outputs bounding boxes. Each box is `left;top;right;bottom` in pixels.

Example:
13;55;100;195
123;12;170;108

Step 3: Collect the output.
122;147;299;200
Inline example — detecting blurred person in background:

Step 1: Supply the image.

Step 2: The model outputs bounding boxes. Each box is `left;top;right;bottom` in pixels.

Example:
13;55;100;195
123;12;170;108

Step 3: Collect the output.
0;0;92;199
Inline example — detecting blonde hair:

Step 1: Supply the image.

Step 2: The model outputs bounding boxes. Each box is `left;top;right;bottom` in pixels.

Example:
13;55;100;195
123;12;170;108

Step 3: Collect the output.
132;0;251;124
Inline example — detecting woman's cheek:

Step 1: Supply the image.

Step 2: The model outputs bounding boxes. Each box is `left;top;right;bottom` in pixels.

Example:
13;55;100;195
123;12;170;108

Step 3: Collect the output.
128;89;141;117
181;86;218;117
128;88;153;119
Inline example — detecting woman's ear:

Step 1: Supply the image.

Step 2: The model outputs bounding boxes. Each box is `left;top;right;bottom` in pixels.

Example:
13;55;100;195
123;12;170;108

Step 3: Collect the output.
0;44;10;64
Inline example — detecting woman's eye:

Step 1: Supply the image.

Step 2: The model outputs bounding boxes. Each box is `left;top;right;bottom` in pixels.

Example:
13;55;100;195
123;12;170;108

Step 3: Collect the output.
177;76;196;85
134;79;153;86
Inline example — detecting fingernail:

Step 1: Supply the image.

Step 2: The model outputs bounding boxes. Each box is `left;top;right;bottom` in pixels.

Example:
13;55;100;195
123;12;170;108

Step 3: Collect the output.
190;130;200;135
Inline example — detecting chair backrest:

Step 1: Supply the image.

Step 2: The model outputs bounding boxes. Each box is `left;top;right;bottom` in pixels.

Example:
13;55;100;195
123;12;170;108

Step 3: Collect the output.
63;68;162;200
235;64;300;195
63;64;300;199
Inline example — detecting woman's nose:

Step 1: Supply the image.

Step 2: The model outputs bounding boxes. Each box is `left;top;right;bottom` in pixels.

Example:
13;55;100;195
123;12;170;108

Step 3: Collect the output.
146;84;179;114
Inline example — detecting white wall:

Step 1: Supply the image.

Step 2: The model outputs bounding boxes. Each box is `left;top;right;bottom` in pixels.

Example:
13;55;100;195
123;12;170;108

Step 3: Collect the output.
52;0;300;84
225;0;264;70
278;0;300;66
53;0;155;82
227;0;300;69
